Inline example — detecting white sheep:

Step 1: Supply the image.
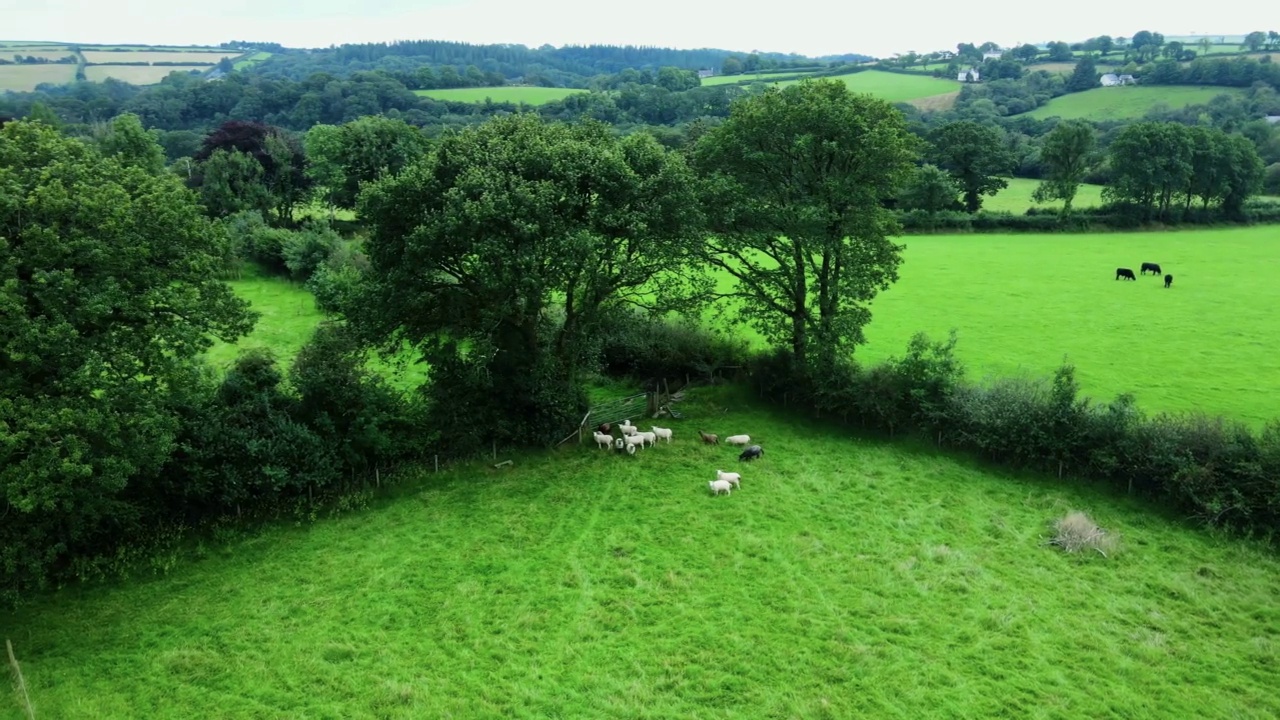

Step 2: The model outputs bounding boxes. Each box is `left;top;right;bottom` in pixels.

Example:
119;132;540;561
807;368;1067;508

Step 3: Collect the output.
620;425;639;436
640;431;657;447
709;479;733;496
724;434;751;446
624;433;646;451
650;426;673;443
593;431;613;449
716;469;741;489
620;418;634;430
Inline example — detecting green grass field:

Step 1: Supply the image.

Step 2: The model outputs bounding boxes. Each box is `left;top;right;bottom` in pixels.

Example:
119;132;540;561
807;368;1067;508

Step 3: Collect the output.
0;63;75;92
981;177;1106;213
203;268;427;390
758;70;960;104
5;384;1279;718
1025;85;1247;120
414;86;587;105
851;227;1280;427
233;51;272;70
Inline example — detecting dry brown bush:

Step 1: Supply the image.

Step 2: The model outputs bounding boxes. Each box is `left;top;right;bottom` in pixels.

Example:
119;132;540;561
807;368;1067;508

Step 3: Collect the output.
1049;511;1118;557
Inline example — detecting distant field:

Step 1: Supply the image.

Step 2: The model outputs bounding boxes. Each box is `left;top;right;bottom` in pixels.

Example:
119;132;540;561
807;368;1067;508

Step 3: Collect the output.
981;177;1105;214
84;65;208;84
3;49;77;61
81;50;237;64
414;86;587;105
737;70;960;104
908;91;959;111
1025;85;1247;121
0;63;75;91
700;70;820;86
234;51;272;70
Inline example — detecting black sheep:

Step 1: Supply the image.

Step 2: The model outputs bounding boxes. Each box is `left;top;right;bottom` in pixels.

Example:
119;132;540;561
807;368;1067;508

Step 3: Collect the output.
738;444;763;461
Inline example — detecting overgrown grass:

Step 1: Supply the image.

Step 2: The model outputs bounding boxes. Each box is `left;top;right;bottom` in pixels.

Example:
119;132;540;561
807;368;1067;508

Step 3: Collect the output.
1024;85;1248;120
4;385;1278;718
413;86;587;105
700;69;823;86
980;177;1106;213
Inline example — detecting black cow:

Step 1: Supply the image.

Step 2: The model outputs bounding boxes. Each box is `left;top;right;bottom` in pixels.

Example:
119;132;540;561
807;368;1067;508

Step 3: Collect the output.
738;444;763;462
1140;262;1162;275
1164;274;1173;288
1116;268;1136;281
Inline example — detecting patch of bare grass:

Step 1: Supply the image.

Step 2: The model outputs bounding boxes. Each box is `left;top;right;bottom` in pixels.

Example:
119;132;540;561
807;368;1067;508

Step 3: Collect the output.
1049;511;1118;557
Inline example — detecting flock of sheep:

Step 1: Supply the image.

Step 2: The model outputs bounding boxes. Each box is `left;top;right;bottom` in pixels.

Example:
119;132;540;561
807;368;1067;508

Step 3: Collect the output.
591;420;764;497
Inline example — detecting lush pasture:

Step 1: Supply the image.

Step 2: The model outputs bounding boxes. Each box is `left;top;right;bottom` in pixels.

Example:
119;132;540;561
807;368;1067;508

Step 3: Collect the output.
981;177;1106;213
0;63;75;92
414;86;586;105
4;385;1279;718
203;269;426;390
3;49;77;61
906;90;959;111
84;65;208;84
80;50;239;64
850;227;1280;427
1025;85;1247;120
764;70;960;104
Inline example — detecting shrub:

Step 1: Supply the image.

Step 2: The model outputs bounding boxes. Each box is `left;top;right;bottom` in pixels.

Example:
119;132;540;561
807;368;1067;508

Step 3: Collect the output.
1049;511;1118;556
596;311;751;385
282;221;342;282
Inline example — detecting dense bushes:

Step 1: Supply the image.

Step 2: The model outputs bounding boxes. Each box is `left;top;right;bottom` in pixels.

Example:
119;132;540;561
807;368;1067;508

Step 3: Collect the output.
748;333;1280;537
896;202;1280;233
595;309;752;384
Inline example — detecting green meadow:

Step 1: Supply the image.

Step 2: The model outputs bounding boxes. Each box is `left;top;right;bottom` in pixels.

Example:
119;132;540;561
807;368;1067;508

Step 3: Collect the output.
700;69;821;86
5;385;1279;719
980;177;1106;213
1025;85;1248;121
414;86;587;105
0;63;76;92
757;70;960;104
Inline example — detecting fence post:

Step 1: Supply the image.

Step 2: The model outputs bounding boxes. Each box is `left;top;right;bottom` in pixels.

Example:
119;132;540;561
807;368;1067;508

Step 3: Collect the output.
7;639;35;720
435;455;439;473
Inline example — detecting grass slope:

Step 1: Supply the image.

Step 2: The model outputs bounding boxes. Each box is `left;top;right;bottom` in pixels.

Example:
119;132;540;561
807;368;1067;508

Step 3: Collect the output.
854;227;1280;427
700;69;822;86
5;386;1278;718
1026;85;1247;120
414;86;587;105
80;50;240;63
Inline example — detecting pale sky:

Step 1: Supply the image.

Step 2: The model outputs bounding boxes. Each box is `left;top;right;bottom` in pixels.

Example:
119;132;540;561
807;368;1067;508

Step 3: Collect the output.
4;0;1265;59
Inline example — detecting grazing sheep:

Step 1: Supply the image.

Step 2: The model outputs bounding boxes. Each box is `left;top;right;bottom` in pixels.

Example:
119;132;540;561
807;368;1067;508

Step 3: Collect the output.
640;431;657;447
592;431;613;449
651;426;673;443
624;434;646;451
716;469;741;489
620;418;634;430
738;445;763;462
614;437;626;450
597;422;613;435
724;434;751;446
698;430;719;445
620;424;639;436
709;479;733;496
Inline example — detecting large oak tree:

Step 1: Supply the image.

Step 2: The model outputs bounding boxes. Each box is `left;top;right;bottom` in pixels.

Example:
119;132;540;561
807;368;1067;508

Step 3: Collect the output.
692;78;920;369
353;113;705;446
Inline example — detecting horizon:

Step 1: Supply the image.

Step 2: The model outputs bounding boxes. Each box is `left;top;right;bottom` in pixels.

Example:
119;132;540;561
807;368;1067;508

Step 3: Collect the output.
4;0;1261;60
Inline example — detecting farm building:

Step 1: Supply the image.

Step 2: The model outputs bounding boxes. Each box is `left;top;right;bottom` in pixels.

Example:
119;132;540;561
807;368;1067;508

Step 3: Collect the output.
983;51;1004;60
1100;73;1137;86
697;69;714;78
957;68;980;82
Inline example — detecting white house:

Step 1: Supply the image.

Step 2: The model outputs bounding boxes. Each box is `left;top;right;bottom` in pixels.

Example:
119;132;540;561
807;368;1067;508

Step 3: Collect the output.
1100;73;1136;87
982;50;1004;60
697;69;715;79
957;67;980;82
